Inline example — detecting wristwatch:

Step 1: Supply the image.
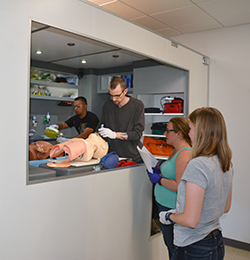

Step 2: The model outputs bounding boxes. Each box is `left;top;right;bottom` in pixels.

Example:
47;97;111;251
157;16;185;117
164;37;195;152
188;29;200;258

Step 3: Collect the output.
166;213;176;224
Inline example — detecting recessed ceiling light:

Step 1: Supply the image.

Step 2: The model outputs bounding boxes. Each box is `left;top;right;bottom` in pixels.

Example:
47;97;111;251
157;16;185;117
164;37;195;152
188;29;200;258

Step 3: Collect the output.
35;49;43;55
67;42;75;46
81;59;87;64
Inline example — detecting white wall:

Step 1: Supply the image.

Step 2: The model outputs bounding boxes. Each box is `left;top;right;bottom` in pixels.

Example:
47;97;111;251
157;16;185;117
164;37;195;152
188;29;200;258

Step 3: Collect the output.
172;24;250;244
0;0;208;259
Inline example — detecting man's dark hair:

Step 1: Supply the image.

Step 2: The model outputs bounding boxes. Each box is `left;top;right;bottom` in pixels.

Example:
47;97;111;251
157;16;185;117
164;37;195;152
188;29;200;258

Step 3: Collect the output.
110;77;127;91
74;96;87;105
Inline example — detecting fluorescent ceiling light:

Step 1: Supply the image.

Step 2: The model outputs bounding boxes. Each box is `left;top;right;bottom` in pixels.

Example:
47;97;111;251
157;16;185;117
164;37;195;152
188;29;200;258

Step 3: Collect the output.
100;0;117;7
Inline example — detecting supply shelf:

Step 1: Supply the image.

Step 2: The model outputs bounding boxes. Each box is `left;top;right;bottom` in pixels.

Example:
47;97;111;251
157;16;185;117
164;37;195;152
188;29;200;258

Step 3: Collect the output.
30;79;78;101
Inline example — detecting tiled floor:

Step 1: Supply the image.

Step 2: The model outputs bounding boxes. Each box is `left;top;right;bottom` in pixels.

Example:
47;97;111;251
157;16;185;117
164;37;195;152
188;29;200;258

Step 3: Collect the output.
225;246;250;259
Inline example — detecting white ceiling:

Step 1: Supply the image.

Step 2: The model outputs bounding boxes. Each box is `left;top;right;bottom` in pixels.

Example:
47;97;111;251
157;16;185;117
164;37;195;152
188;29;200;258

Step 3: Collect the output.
85;0;250;37
31;22;149;70
31;0;250;71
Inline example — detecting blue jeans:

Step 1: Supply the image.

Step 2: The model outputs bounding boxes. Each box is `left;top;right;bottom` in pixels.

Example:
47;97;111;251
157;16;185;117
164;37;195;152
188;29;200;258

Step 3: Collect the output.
156;202;174;259
171;229;225;260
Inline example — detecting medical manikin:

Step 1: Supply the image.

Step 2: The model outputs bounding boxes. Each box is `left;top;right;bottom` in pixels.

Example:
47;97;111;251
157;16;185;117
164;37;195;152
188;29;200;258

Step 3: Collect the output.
46;133;108;168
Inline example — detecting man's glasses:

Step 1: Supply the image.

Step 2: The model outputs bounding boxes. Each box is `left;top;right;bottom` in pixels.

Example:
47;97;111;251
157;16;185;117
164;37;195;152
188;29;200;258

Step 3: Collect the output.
165;129;176;134
73;104;83;109
109;89;125;98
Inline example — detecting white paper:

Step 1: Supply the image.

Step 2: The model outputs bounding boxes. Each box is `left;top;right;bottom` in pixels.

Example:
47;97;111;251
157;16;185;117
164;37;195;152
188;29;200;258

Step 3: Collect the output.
137;146;158;172
50;158;100;167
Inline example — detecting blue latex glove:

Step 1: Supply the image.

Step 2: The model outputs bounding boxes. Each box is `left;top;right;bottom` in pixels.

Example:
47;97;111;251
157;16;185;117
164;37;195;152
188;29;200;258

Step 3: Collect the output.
152;166;161;174
146;170;162;184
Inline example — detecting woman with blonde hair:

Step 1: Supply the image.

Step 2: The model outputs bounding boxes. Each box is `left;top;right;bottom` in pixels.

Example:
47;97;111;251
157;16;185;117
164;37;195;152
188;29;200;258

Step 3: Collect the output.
147;117;192;259
160;107;233;260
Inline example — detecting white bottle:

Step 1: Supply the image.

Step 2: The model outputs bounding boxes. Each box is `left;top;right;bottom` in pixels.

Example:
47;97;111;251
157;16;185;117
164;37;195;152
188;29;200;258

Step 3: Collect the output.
47;112;50;123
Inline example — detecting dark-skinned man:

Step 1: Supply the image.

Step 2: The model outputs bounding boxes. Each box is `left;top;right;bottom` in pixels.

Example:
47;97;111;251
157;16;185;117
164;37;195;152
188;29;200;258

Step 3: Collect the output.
49;96;99;141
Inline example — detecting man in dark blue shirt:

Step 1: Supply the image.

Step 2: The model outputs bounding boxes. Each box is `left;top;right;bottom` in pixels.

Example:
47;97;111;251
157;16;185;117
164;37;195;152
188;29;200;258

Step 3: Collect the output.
52;96;99;139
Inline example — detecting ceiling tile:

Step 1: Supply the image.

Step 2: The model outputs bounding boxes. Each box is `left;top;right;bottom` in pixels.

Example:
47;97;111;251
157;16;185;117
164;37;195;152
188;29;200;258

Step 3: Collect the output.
86;0;110;5
151;6;216;27
132;16;169;31
100;1;145;19
174;20;223;34
198;0;250;17
119;0;193;15
156;28;182;38
192;0;214;4
86;0;250;35
198;0;250;26
217;12;250;27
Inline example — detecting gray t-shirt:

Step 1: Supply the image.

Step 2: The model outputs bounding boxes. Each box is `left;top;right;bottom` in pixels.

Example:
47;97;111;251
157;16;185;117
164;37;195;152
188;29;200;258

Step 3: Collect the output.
174;155;233;247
